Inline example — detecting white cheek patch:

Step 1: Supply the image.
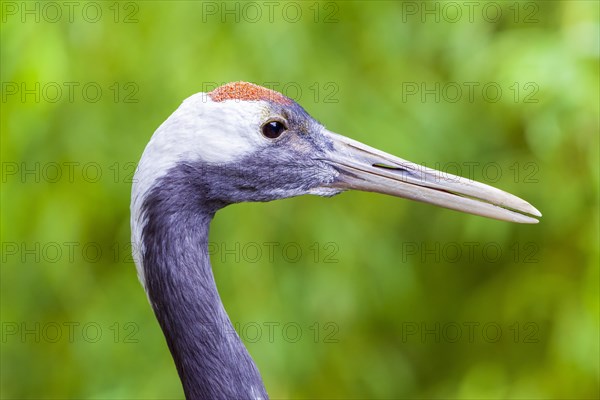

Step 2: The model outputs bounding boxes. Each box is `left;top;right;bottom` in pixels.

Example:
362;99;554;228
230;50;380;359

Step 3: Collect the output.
130;93;270;289
180;94;270;163
142;93;268;168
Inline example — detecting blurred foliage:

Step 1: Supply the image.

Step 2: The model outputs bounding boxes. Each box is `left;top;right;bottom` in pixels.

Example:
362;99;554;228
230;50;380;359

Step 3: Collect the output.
1;0;599;399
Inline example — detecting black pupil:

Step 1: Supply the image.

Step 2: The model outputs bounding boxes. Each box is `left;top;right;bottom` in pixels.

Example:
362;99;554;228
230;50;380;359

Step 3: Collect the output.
262;121;286;138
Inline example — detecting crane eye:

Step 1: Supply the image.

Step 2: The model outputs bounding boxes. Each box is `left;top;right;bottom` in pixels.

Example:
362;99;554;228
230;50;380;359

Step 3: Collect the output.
261;120;287;139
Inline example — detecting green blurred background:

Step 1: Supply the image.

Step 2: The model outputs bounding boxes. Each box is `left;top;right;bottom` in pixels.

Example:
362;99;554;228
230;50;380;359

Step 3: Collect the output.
1;1;598;398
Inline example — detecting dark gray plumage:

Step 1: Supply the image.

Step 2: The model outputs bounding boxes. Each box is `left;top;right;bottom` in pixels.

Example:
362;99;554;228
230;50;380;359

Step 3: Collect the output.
139;94;337;399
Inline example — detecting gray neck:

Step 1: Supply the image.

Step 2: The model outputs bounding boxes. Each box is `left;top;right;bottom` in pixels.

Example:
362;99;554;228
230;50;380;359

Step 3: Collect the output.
140;177;268;400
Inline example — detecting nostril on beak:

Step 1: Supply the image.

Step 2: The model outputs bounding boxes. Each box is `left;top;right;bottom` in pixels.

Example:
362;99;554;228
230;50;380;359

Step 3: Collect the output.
372;163;412;174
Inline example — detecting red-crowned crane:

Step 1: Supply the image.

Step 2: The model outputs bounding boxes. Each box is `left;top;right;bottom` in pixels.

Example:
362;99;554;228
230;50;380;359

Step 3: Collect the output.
131;82;541;399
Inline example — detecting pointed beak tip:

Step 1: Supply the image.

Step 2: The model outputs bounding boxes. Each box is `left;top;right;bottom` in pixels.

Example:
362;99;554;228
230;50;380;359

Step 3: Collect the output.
526;204;542;218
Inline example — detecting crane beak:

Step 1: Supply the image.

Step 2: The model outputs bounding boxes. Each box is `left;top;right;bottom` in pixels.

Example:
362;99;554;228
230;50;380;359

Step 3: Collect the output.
319;130;541;224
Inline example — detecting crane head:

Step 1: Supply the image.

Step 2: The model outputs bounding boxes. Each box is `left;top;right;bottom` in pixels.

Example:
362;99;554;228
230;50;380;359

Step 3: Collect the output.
132;81;541;223
129;81;541;398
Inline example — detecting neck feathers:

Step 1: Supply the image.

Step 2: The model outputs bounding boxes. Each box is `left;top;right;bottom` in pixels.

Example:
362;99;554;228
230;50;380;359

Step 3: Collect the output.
137;170;268;400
